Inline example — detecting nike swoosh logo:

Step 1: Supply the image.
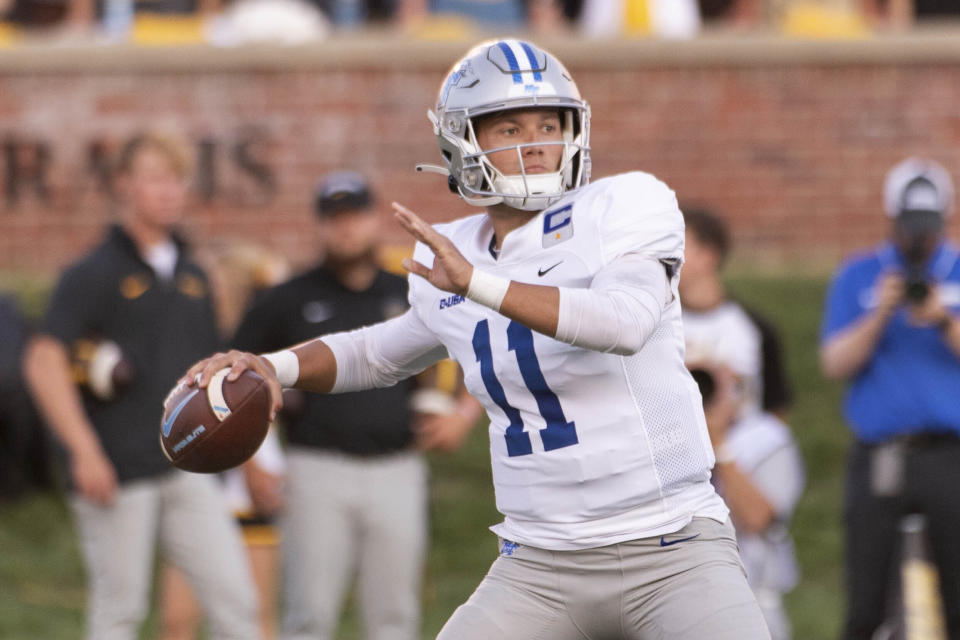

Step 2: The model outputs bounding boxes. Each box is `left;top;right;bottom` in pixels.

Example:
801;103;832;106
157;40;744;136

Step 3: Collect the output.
162;389;199;437
538;261;563;277
659;533;701;547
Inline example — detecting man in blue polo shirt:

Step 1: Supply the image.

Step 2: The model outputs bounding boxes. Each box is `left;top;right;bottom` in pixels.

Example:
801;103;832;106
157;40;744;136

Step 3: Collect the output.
820;157;960;640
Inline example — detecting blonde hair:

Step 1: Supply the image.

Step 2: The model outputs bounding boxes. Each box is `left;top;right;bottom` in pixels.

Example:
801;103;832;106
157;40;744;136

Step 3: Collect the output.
202;243;291;336
116;131;192;179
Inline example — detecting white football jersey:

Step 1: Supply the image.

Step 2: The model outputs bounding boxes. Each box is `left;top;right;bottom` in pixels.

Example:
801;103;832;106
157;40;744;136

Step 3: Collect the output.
409;172;727;550
722;412;804;594
682;301;763;417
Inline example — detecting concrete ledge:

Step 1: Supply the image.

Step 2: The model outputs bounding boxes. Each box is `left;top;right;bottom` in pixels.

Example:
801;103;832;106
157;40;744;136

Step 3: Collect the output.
2;26;960;74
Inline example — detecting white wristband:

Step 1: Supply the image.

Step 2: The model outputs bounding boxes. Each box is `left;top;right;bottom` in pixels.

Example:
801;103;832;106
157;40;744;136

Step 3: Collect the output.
714;442;736;466
466;269;511;312
409;388;458;415
262;350;299;389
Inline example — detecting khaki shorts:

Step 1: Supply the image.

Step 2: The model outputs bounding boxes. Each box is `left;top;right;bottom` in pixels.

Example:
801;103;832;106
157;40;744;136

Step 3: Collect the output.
438;517;770;640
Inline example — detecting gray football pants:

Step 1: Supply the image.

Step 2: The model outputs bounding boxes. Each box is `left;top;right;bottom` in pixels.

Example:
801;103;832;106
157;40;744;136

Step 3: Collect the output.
438;517;771;640
281;448;428;640
71;470;260;640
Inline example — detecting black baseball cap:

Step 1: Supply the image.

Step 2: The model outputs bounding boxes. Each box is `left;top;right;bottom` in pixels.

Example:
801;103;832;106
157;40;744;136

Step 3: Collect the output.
314;171;373;217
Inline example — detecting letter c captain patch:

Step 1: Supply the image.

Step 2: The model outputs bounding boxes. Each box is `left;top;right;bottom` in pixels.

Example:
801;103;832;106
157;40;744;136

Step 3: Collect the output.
543;204;573;248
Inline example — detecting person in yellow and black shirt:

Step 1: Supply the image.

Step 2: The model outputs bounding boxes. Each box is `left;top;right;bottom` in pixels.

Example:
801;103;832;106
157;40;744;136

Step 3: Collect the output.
23;131;259;640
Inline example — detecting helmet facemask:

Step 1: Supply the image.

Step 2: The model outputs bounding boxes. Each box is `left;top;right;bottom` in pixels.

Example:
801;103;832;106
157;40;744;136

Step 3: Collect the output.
457;107;589;211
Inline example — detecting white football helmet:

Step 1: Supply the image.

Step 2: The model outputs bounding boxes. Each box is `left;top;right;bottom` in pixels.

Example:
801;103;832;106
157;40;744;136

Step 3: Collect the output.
421;39;591;211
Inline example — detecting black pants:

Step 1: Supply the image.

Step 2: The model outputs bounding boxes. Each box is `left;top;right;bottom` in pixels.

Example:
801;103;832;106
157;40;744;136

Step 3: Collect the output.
843;436;960;640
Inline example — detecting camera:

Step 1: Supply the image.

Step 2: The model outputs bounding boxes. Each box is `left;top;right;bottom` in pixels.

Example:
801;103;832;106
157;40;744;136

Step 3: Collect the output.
904;266;930;303
689;367;717;406
903;233;933;304
895;205;942;305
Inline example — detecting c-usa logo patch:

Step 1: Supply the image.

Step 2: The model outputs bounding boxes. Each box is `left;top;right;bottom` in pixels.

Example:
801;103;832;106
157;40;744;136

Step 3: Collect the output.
542;204;573;248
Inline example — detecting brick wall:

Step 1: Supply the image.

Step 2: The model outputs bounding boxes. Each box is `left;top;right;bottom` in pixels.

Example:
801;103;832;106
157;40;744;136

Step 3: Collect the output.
2;34;959;276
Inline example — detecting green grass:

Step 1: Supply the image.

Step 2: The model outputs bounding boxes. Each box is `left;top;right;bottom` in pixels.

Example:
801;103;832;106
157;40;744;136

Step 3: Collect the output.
0;275;850;639
729;275;848;640
0;493;86;638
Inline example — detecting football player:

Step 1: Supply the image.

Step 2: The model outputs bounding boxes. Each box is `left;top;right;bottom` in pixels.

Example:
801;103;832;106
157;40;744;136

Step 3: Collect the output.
185;39;770;639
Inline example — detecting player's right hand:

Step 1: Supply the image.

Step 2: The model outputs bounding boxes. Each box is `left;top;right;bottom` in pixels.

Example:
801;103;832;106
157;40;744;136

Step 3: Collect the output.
71;444;118;506
393;201;474;295
182;350;284;421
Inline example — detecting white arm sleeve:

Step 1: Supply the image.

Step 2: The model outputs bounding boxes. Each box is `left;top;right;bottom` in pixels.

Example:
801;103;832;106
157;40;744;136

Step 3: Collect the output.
554;252;671;356
320;309;448;393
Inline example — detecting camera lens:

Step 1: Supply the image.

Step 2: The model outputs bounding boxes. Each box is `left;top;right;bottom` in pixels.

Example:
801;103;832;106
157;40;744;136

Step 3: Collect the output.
689;368;716;405
905;278;929;303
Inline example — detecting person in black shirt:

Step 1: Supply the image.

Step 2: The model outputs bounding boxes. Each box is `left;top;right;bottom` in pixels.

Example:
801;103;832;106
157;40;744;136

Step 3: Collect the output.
23;132;259;640
234;171;478;640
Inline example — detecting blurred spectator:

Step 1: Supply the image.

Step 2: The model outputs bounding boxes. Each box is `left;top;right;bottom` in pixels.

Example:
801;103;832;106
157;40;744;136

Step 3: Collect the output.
819;157;960;639
698;0;873;33
233;171;480;640
680;208;805;640
160;430;286;640
22;131;260;640
698;0;755;22
159;243;290;640
58;0;221;41
396;0;569;32
1;0;69;28
0;294;52;499
862;0;960;28
680;208;794;417
202;242;291;335
579;0;702;38
306;0;394;26
205;0;329;46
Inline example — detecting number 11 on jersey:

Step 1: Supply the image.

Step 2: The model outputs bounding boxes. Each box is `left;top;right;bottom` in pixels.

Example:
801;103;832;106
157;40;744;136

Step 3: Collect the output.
472;319;579;457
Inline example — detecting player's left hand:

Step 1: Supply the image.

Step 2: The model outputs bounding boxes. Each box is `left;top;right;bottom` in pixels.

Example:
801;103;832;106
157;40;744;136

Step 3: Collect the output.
393;202;473;295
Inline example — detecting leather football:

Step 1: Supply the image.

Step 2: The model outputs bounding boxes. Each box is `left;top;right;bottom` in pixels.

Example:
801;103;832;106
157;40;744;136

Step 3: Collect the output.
159;368;270;473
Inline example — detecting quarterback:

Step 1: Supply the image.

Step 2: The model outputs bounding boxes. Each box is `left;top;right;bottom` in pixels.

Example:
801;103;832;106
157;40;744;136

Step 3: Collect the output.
186;40;770;638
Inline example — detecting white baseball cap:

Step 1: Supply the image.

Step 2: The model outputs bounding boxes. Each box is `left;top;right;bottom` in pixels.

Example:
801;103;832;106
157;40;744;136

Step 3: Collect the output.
883;157;955;219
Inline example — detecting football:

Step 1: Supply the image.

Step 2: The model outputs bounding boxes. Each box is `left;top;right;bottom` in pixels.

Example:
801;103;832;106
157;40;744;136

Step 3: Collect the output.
159;368;271;473
72;337;136;401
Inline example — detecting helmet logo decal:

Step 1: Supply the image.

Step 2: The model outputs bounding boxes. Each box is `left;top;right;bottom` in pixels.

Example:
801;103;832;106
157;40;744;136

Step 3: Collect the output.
518;42;544;82
496;41;523;84
440;61;476;106
494;40;545;85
